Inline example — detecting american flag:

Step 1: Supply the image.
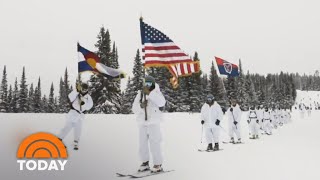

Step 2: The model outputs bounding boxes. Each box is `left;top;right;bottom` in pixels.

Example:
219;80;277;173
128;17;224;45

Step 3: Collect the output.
140;18;200;88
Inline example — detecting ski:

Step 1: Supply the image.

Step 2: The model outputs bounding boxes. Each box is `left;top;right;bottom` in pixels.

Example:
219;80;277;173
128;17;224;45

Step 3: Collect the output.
116;170;150;178
116;169;173;178
129;170;174;178
222;141;245;144
198;149;223;152
116;173;129;177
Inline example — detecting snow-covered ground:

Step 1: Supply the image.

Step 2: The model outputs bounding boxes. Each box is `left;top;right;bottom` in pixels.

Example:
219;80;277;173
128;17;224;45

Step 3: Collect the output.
1;91;320;180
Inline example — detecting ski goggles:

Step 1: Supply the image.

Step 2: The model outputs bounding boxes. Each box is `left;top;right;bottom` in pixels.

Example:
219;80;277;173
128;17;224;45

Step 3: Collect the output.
144;81;153;87
81;86;88;92
207;97;214;101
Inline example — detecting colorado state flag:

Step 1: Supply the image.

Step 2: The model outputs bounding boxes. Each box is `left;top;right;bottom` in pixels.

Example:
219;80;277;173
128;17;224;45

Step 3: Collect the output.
77;43;125;79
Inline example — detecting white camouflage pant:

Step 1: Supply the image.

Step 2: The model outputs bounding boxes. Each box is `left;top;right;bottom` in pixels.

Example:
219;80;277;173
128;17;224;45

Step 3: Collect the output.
139;124;163;165
263;119;272;134
229;123;241;140
249;118;260;136
204;126;220;144
58;109;84;142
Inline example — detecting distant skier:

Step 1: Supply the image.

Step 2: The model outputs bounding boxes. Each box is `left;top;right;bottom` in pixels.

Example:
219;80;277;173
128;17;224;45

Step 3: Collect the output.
270;107;278;129
262;107;272;135
132;76;166;173
256;105;264;132
247;106;259;139
200;94;223;151
299;103;306;119
277;107;284;126
227;99;242;143
284;109;291;123
58;82;93;150
307;105;312;117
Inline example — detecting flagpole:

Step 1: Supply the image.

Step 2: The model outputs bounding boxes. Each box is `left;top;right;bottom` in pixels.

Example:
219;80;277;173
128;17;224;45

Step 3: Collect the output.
77;42;83;112
140;16;148;121
143;64;147;121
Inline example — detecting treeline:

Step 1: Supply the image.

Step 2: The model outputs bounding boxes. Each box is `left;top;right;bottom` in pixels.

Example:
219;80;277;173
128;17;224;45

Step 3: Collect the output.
0;27;122;114
1;27;319;113
0;66;74;113
121;53;300;113
292;71;320;91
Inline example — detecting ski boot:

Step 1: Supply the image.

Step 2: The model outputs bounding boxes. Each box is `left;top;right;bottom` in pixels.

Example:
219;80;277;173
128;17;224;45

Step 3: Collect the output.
213;143;219;151
73;140;79;150
138;161;150;172
230;137;235;144
207;143;213;151
236;138;242;144
151;165;163;173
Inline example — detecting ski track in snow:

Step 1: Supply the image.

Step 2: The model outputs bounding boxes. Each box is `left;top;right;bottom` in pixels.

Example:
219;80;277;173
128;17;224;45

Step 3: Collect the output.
0;91;320;180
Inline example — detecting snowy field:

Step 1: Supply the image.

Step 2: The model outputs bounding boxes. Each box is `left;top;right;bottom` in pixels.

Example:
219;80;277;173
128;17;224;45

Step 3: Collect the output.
1;91;320;180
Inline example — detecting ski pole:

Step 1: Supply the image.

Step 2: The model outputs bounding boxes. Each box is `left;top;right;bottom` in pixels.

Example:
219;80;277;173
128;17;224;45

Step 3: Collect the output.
218;125;233;143
200;124;203;144
218;125;229;136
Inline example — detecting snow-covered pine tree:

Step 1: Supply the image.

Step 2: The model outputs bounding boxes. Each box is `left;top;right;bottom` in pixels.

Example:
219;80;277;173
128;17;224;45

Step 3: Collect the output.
208;61;227;107
201;73;210;104
225;76;237;104
28;83;34;112
131;49;144;93
120;77;135;114
120;49;144;114
0;65;8;112
156;67;179;112
58;77;65;113
256;74;266;106
54;97;59;113
18;67;28;113
48;82;55;113
7;85;12;112
63;68;71;112
109;42;122;113
187;52;202;112
42;95;49;113
245;71;259;107
33;77;42;113
90;27;122;114
236;59;249;110
111;42;120;90
175;77;190;112
11;78;19;113
290;74;297;105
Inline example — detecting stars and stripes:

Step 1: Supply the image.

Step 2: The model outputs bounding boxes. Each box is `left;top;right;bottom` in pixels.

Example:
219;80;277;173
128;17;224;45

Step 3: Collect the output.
140;18;200;88
168;62;200;88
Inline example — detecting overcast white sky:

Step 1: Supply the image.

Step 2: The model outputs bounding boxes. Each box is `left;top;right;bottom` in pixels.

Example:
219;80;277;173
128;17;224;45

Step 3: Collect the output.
0;0;319;95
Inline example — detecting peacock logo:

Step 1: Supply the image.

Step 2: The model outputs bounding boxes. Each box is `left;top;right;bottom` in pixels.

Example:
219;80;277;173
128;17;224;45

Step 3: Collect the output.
17;132;68;171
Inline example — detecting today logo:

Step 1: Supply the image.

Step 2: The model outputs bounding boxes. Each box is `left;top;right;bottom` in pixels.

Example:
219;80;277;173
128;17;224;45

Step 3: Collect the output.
17;132;68;171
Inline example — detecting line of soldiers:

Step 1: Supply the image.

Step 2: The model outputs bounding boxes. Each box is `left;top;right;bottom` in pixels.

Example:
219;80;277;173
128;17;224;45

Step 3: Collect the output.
201;94;292;151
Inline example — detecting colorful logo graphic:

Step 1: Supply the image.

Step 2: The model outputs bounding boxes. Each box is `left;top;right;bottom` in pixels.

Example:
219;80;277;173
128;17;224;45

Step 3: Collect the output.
17;132;68;171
